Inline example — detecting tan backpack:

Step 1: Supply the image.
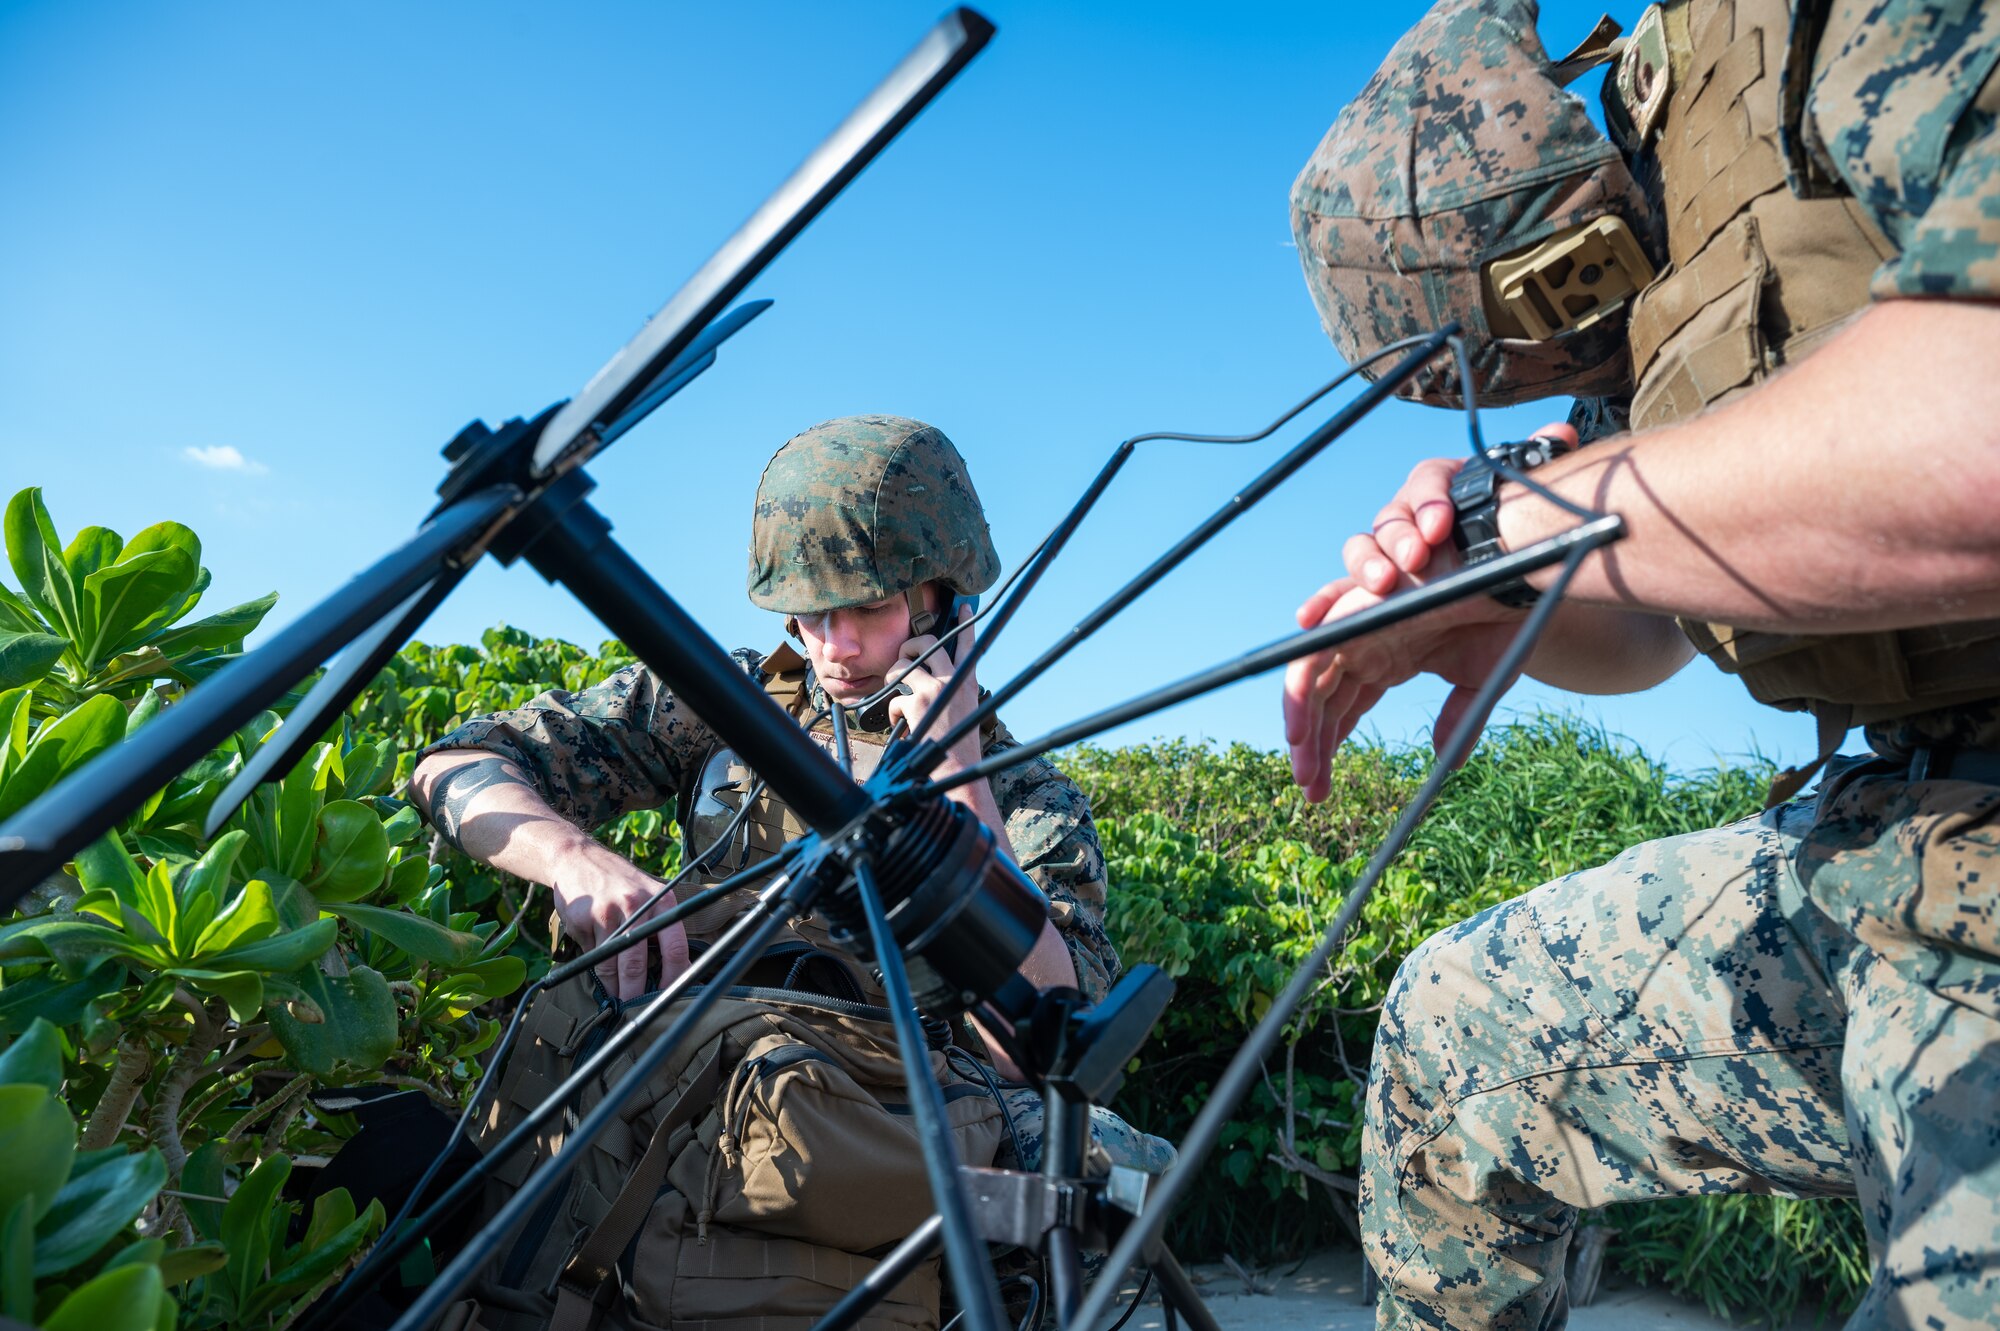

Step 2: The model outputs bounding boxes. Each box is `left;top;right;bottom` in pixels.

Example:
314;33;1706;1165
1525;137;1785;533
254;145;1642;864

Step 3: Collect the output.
445;968;1006;1331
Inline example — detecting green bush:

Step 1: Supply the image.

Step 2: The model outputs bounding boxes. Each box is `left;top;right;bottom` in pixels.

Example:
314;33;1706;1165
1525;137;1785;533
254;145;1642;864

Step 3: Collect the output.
1;489;524;1328
1068;726;1867;1324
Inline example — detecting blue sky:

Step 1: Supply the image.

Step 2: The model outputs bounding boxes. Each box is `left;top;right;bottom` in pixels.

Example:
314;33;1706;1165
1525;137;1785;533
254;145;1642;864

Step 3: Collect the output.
0;1;1817;774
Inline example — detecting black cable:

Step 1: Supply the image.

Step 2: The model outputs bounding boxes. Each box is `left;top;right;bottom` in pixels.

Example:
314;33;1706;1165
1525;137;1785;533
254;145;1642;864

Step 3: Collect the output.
1064;544;1594;1331
907;328;1460;771
894;336;1439;750
849;530;1055;715
1446;333;1598;524
1006;1272;1045;1331
1104;1269;1152;1331
945;1045;1026;1171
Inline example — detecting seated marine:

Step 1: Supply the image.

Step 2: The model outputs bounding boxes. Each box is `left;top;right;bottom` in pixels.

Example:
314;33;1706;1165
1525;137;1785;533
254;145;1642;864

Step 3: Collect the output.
410;411;1170;1180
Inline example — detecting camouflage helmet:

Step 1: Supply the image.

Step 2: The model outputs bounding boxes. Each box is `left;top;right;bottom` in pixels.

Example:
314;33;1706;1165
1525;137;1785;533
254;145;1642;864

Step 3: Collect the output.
1288;0;1657;408
747;415;1001;615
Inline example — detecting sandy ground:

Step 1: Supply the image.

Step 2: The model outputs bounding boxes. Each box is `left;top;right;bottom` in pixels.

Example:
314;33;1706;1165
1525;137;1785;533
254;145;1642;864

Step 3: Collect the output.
1107;1249;1803;1331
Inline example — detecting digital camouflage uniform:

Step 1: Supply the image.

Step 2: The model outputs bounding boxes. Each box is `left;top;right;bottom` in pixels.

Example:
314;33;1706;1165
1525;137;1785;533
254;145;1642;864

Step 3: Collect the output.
422;414;1173;1179
1290;2;2000;1327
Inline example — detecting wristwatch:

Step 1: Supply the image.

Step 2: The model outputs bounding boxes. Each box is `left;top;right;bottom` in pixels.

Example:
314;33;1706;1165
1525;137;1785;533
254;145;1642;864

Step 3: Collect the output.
1448;435;1573;609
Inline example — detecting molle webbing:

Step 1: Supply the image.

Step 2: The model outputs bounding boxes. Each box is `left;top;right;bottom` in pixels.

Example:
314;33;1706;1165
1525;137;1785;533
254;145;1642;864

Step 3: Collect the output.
1615;0;2000;731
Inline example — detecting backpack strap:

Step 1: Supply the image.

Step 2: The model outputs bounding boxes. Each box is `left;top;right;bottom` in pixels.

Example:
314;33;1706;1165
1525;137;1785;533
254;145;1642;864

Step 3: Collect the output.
550;1043;728;1331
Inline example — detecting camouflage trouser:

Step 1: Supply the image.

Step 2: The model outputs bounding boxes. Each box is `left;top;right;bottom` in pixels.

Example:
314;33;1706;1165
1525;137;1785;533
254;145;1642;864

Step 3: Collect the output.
1363;753;2000;1329
996;1087;1178;1178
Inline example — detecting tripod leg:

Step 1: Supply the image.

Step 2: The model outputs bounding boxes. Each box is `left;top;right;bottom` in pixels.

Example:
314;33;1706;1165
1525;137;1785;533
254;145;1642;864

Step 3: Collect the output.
1046;1227;1084;1328
817;1215;943;1331
1146;1251;1220;1331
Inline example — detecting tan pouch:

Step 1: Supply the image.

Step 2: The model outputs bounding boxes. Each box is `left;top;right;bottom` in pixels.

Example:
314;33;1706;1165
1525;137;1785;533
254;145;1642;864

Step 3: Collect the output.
688;1030;1005;1252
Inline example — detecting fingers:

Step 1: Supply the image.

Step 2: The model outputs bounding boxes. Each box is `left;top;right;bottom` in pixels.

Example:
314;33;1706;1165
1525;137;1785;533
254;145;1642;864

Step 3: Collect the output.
1532;422;1579;449
1344;532;1401;596
557;872;681;1003
1283;646;1338;747
1403;457;1462;547
1295;577;1356;631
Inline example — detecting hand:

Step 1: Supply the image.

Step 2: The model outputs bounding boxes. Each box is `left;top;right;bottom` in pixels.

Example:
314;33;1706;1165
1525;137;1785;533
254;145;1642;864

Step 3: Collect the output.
548;850;691;1003
887;605;984;775
1281;427;1574;803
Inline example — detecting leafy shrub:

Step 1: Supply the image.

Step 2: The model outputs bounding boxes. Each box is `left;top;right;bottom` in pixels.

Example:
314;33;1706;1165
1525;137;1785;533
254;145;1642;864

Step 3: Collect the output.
1;488;521;1327
1067;726;1866;1324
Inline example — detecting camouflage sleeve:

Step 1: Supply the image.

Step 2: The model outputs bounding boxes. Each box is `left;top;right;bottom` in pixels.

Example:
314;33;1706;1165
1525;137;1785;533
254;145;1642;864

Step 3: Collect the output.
415;663;715;829
985;747;1120;1004
1802;2;2000;299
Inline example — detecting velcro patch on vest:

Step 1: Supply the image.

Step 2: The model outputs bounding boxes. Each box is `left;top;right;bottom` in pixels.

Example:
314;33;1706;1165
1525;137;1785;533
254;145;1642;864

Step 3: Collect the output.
1616;5;1673;144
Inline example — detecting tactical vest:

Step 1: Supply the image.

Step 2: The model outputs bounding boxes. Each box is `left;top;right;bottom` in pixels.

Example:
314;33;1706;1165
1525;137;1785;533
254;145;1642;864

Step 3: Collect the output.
1603;0;2000;776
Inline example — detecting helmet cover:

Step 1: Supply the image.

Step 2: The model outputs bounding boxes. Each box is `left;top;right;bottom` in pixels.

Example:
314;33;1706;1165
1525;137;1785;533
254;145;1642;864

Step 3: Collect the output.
1288;0;1656;407
747;415;1001;615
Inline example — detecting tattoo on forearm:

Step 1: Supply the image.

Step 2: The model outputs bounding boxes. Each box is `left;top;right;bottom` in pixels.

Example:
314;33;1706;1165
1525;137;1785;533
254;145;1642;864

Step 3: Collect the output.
423;757;528;854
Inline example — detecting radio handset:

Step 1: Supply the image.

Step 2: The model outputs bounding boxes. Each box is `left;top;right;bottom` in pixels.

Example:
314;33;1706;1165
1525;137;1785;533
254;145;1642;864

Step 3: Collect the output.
854;592;978;732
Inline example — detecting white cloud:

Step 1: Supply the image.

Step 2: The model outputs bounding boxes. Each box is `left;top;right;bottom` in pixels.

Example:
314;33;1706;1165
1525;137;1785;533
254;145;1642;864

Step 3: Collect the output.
182;445;269;475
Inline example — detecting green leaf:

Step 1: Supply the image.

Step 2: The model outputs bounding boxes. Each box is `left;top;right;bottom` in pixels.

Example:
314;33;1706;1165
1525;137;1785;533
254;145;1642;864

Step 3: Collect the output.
162;968;262;1023
337;740;390;801
266;965;395;1080
0;1018;65;1093
61;527;122;585
40;1260;166;1331
170;829;248;954
179;1142;227;1242
33;1145;166;1276
0;1197;32;1322
325;900;480;967
123;687;163;736
142;590;277;661
79;548;197;673
0;1084;75;1224
203;914;336;974
0;630;67;690
435;955;527;1012
0;687;30;784
111;522;201;646
189;877;279;958
301;1187;355;1253
0;583;44;635
382;854;430;905
155;1240;226;1287
379;804;422;846
222;1152;289;1307
0;917;147;972
276;743;324;879
160;562;211;632
267;1194;382;1295
4;489;82;643
0;967;124;1036
0;694;125;820
73;835;146;912
133;860;177;951
308;800;389;903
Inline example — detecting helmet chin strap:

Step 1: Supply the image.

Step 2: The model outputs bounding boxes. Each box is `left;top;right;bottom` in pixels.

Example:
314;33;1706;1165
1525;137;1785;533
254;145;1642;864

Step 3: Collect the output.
904;584;938;638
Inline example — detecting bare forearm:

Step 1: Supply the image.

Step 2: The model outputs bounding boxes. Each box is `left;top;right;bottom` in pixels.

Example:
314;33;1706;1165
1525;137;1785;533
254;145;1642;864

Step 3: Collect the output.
1524;601;1694;693
1502;300;2000;631
411;751;609;884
